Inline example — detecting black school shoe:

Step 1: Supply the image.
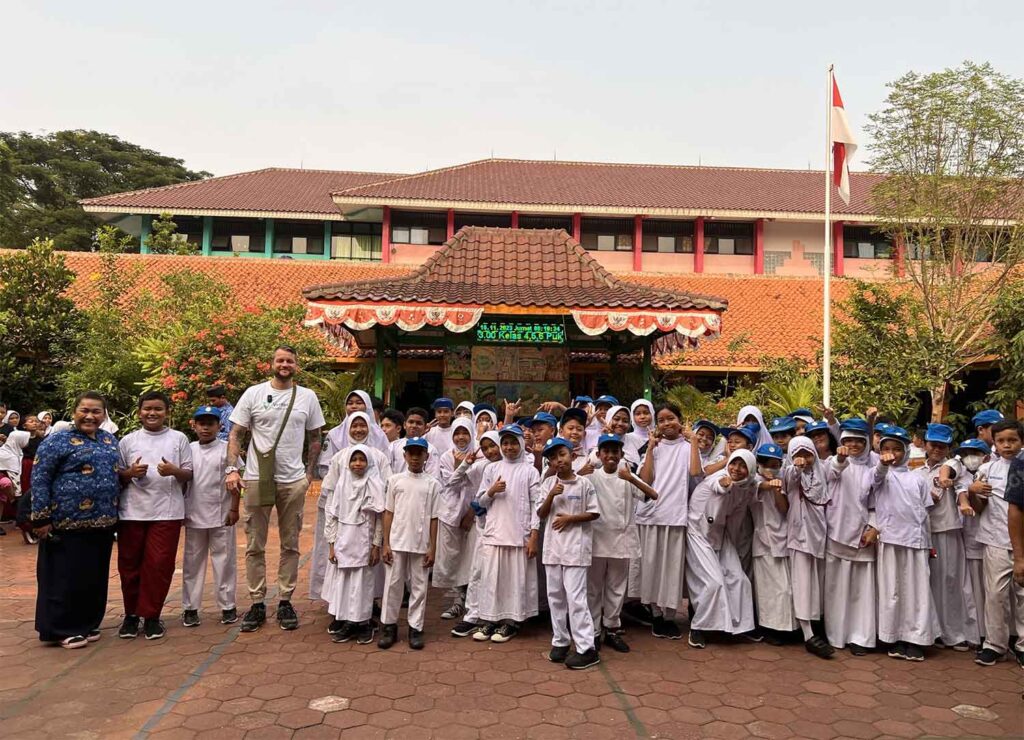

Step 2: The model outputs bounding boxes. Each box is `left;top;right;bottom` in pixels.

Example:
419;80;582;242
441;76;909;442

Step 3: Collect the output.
332;622;358;643
804;635;834;659
378;623;398;649
220;608;238;625
240;603;266;633
849;643;868;657
451;620;478;638
276;600;298;631
652;616;682;640
974;648;1002;666
144;618;166;641
118;615;141;639
904;643;925;662
548;645;571;663
622;601;654;627
687;629;707;649
565;648;601;670
181;609;200;628
356;621;377;645
408;627;425;650
887;642;907;660
604;631;630;653
327;619;346;636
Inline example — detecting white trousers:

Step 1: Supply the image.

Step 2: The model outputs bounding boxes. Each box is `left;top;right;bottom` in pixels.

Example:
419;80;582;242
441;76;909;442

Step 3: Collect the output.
182;526;238;611
547;564;596;652
789;550;824;622
929;530;980;646
982;545;1024;654
382;551;429;630
588;557;629;631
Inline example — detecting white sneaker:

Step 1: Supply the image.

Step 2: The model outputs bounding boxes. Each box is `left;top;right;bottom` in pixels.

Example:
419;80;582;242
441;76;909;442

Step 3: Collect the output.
440;603;465;620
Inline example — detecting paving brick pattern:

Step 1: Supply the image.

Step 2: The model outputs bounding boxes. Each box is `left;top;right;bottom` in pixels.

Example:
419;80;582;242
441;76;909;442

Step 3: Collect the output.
1;489;1020;739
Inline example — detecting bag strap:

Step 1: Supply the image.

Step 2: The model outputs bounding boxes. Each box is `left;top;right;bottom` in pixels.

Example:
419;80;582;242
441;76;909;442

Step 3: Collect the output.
255;385;298;457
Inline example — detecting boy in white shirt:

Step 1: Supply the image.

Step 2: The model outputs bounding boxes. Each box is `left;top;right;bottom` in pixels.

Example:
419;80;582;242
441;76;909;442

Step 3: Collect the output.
971;420;1024;666
538;437;601;669
117;391;193;641
424;398;455;457
181;406;239;628
378;437;439;650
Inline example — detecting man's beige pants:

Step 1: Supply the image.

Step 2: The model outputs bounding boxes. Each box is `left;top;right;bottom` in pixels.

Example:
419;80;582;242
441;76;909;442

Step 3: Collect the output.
243;479;308;602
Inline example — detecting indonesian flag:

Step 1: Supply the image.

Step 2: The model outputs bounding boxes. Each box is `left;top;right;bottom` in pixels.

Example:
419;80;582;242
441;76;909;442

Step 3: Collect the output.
831;76;858;205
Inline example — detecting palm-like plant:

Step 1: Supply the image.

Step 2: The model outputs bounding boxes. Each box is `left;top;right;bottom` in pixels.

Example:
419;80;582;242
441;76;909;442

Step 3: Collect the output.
762;375;822;417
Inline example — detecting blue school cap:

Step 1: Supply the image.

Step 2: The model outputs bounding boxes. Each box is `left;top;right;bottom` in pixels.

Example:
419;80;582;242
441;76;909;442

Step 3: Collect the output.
874;422;894;436
597;433;625;449
498;423;525;438
522;412;558;429
789;407;815;421
693;419;719;436
957;438;990;455
727;426;757;446
193;405;221;420
404;436;429;450
805;420;831;436
573;395;594;406
432;398;454;410
971;409;1004;428
924;423;955;445
839;417;870;435
542;437;573;456
755;443;785;461
594;395;619;407
879;426;911;446
768;416;796;434
473;403;497;415
560;408;588;427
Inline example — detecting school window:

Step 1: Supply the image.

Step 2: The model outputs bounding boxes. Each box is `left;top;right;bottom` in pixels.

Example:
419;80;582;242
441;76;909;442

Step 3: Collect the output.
274;220;325;255
704;221;753;255
167;216;203;246
391;210;447;245
332;222;383;261
454;212;512;230
580;217;633;252
642;219;695;253
518;215;574;232
843;226;892;259
210;218;266;253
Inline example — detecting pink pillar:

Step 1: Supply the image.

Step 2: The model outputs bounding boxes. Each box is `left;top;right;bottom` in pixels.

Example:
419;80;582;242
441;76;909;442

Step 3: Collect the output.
572;213;582;242
832;220;845;277
446;208;455;240
632;215;643;272
510;210;519;229
381;206;391;264
754;218;765;275
694;217;705;273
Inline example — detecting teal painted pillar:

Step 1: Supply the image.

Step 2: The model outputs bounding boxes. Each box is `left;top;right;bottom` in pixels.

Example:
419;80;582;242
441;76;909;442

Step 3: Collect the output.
323;221;333;259
139;215;153;253
374;327;385;398
264;218;275;257
201;216;213;255
642;341;653;401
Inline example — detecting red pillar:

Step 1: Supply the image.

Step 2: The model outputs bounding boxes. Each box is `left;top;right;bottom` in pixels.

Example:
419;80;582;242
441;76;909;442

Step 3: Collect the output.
381;206;392;264
754;218;765;275
833;220;845;277
446;208;455;240
510;210;519;229
894;233;906;277
632;215;643;272
694;217;705;273
572;213;582;242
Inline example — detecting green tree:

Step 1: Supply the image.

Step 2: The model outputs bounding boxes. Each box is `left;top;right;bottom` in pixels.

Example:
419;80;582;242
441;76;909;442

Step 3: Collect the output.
0;239;81;410
866;61;1024;420
986;277;1024;414
0;130;210;251
145;212;197;255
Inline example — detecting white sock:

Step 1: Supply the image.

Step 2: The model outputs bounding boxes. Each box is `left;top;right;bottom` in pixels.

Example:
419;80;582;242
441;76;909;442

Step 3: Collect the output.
798;619;814;641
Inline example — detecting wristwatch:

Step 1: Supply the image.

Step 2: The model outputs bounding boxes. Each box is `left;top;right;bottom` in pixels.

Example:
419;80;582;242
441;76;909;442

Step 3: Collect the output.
225;466;240;475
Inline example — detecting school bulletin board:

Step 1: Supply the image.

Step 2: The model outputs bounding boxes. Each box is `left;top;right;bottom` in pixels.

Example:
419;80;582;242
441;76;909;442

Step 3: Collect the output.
444;346;569;415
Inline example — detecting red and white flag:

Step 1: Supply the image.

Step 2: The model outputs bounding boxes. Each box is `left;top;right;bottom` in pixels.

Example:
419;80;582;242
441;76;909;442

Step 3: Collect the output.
831;76;858;205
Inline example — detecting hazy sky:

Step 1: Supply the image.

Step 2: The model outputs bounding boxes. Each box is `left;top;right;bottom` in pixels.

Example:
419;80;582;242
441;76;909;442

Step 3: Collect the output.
4;1;1022;177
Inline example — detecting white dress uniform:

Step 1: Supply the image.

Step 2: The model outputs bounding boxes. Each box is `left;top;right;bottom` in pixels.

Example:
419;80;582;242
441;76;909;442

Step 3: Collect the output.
948;458;987;638
784;437;830;623
433;420;477;592
541;474;600;652
588;467;646;633
182;439;237;612
751;469;797;632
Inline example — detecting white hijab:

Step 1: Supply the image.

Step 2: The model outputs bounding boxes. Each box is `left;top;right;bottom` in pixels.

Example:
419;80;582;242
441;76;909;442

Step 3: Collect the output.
328;410;390;455
450;417;475;452
456;401;476;418
788;435;827;495
325;444;386;524
737;405;773;449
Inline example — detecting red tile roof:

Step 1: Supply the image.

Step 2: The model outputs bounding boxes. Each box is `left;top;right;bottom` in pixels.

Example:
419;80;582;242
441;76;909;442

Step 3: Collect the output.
335;158;883;216
80;168;402;216
302;227;727;311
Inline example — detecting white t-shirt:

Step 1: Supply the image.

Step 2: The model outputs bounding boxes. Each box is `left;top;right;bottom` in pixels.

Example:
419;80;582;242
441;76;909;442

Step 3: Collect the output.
975;458;1012;549
635;437;691;527
185;439;230;528
540;475;599;567
384;471;439;554
119;427;193;521
230;383;325;483
589;467;644;559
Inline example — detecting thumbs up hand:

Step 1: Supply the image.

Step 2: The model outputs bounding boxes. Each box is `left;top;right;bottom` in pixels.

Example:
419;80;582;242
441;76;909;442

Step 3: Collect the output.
488;476;506;497
128;456;149;479
157;457;178;477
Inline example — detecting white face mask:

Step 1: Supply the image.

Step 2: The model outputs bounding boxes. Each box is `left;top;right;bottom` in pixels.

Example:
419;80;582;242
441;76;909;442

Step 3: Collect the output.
961;454;984;472
757;464;778;479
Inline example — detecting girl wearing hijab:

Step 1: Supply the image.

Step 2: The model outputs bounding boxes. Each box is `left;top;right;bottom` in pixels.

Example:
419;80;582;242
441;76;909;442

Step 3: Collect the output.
1;410;21;436
321;445;386;645
474;406;498;438
736;406;773;449
585;405;640;470
823;419;880;656
455;401;476;420
750;443;797;641
871;427;937;662
36;411;54;437
435;418;478;620
784;435;833;658
627;400;655;453
685;449;758;648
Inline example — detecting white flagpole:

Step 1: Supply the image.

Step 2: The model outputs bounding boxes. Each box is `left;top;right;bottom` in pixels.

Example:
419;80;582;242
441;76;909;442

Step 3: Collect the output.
823;64;834;408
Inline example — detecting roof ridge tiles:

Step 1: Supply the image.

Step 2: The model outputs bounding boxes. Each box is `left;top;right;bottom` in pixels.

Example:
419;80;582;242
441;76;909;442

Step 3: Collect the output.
333;158;500;196
79;168;279;204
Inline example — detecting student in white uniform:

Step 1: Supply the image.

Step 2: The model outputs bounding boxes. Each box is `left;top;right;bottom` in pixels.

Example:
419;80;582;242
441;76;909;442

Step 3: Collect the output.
970;420;1024;666
584;395;618;452
637;403;691;640
783;435;833;658
474;405;499;439
181;406;239;628
455;401;476;420
750;444;797;643
871;426;937;662
389;408;440;477
435;418;477;620
378;437;440;650
627;400;655;456
424;398;455;456
322;444;385;646
688;420;726;484
587;434;658;653
918;423;979;651
685;449;758;648
736;405;773;449
823;418;879;655
474;424;542;643
538;437;601;670
599;406;641;468
768;416;797;453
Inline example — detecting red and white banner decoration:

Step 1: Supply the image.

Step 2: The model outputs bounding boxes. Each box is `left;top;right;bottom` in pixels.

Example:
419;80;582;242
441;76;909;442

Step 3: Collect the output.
571;310;721;340
305;302;484;333
831;76;858;205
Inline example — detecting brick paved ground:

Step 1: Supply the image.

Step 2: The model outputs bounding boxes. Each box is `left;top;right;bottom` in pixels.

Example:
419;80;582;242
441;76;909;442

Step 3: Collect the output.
1;487;1021;739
